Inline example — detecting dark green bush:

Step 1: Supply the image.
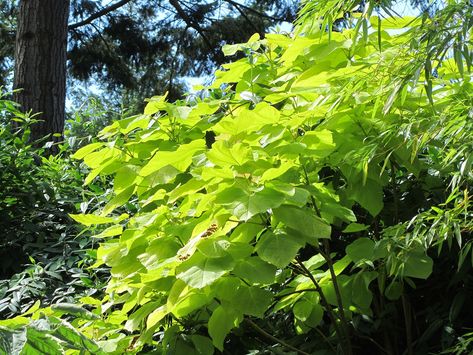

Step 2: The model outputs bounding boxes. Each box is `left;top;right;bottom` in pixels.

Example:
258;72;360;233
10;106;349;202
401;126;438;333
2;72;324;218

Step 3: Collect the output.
0;92;109;318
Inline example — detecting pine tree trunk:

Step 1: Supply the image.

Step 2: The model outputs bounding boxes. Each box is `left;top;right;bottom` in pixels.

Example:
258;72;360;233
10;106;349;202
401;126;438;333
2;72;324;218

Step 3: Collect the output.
13;0;70;143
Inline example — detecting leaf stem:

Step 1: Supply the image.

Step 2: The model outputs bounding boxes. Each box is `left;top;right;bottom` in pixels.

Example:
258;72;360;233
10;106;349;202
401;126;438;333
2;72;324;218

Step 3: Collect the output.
321;239;352;355
301;163;322;217
274;288;318;299
294;259;345;351
390;159;400;224
402;294;413;355
313;326;338;354
244;318;311;355
299;162;352;354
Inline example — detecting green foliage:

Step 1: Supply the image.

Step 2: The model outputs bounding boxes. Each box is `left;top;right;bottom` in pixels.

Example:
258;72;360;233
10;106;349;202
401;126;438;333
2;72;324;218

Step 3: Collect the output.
6;0;473;353
0;92;109;319
0;302;103;355
64;2;473;353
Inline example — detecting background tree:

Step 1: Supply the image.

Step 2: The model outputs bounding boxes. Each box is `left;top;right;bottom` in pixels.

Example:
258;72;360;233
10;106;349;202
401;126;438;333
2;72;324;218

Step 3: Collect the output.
67;0;297;106
13;0;70;142
5;0;297;142
0;1;15;88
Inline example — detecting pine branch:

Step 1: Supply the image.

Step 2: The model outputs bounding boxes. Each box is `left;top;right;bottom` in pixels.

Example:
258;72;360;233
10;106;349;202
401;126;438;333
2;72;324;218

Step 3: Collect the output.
68;0;133;30
168;0;212;49
225;0;263;36
222;0;288;22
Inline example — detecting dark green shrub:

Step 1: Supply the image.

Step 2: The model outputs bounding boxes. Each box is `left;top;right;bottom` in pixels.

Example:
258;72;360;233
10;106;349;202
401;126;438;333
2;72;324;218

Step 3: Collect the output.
0;92;109;317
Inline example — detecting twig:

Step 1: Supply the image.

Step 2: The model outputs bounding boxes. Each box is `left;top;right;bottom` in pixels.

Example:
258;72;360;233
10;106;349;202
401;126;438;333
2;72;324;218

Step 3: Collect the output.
294;259;345;348
90;23;113;54
68;0;133;30
300;162;352;354
390;159;400;224
222;0;289;22
168;0;219;62
402;294;413;355
301;164;322;217
321;239;352;355
274;288;318;299
356;334;389;354
313;326;338;354
168;26;189;93
244;318;311;355
226;0;263;37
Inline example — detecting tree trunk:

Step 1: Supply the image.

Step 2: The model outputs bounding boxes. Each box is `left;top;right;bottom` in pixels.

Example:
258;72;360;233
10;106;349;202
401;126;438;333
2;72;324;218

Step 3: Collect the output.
13;0;70;143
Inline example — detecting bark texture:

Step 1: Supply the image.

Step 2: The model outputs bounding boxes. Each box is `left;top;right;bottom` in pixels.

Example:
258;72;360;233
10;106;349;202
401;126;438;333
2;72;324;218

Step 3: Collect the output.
13;0;70;142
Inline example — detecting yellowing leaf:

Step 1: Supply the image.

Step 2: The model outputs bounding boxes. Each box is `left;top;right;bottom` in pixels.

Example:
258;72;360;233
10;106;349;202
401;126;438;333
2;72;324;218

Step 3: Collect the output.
92;225;123;238
140;139;205;176
71;142;103;160
167;280;210;317
213;60;251;85
207;141;252;167
215;186;286;221
144;94;168;115
146;305;168;329
69;213;127;226
260;161;294;182
124;302;161;332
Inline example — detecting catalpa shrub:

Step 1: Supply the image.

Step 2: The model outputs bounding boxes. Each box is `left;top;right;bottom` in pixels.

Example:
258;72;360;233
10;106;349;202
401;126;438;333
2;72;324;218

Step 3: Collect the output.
13;2;469;354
